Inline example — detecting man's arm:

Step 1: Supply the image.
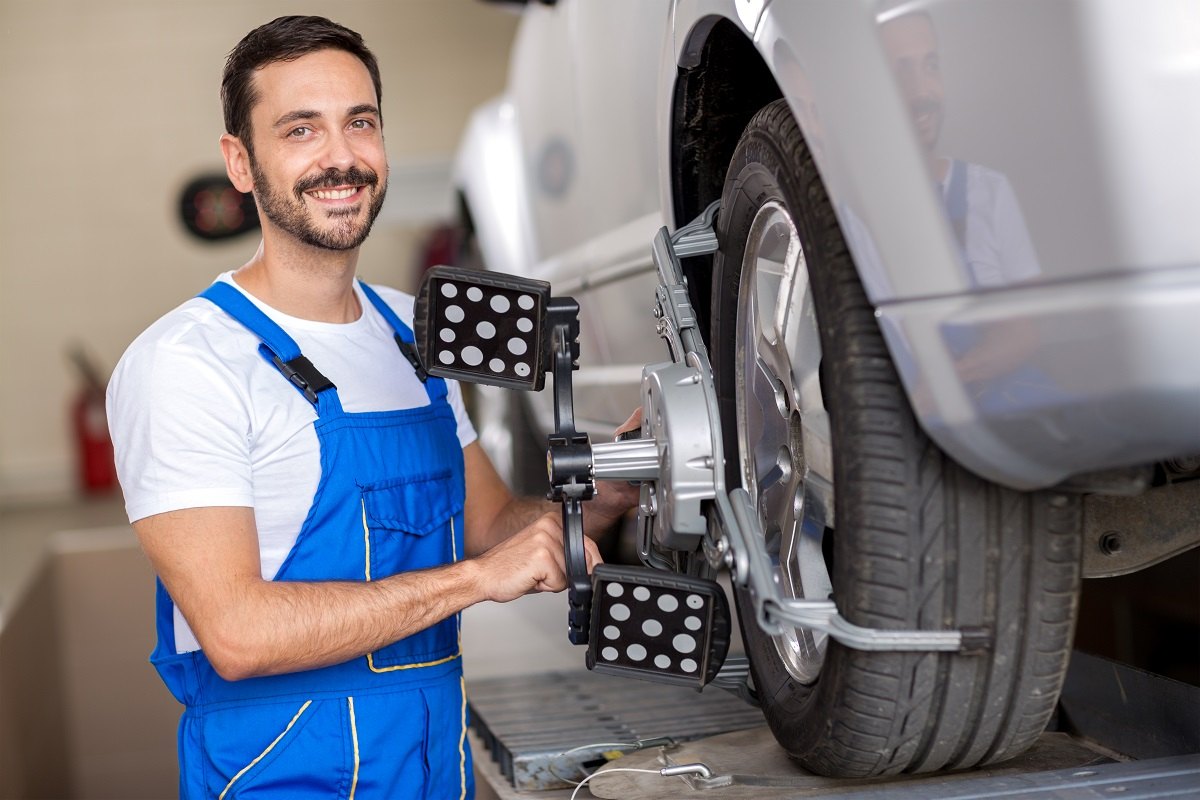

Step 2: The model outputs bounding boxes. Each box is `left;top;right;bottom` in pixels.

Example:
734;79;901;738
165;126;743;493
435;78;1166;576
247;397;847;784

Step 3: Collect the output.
135;504;582;681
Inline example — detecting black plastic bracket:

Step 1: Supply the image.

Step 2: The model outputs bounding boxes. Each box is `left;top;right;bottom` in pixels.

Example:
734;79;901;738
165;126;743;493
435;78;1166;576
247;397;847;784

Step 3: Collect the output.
544;297;596;644
395;335;428;383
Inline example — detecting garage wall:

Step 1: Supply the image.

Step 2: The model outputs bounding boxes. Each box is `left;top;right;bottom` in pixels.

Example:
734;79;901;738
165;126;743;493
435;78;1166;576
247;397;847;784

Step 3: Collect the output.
0;0;519;502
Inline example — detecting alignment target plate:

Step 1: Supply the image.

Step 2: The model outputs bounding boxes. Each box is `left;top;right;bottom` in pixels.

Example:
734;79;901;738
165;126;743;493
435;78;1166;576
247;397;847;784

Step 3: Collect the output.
586;564;731;688
414;266;552;391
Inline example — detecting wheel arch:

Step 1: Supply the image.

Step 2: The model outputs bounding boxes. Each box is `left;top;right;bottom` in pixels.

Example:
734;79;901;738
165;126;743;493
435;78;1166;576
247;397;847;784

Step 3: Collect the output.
668;16;783;337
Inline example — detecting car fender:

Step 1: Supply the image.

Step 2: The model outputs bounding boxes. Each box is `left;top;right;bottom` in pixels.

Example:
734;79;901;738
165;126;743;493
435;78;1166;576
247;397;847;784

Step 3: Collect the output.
668;0;965;305
665;1;1032;486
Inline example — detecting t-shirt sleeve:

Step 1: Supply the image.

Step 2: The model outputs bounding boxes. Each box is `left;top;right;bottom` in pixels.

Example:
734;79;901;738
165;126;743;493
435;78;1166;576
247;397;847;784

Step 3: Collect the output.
107;325;255;524
445;378;479;449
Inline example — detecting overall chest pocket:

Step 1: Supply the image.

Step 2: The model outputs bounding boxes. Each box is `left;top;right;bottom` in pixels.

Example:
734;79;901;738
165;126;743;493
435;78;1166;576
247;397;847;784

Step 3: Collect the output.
360;471;465;670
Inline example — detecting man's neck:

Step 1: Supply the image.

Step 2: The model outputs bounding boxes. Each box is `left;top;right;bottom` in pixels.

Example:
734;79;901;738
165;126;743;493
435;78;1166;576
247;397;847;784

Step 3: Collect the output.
232;235;362;324
930;154;951;185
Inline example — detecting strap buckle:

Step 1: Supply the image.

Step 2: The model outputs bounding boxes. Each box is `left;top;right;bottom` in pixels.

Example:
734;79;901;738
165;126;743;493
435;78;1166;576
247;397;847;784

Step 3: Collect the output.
271;354;335;405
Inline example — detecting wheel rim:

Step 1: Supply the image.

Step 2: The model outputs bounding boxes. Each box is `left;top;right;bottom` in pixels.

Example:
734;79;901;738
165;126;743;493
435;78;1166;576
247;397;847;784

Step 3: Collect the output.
735;199;836;685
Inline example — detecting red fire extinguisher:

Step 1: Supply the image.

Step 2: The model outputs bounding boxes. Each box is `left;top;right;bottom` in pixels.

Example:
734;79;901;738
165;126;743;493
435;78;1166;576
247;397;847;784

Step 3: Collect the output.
69;347;117;494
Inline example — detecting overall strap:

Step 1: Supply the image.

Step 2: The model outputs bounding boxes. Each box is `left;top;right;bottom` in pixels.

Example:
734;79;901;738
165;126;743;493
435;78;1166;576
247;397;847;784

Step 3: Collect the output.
943;159;976;288
199;282;339;409
358;281;448;403
945;159;968;238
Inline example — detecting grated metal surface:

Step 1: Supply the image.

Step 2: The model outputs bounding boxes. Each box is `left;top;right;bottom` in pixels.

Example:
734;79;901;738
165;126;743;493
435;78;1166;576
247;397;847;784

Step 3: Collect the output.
468;668;764;791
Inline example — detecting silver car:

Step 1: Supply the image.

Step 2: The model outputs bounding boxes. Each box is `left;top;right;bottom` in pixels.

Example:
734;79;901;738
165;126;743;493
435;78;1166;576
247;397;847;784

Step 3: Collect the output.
454;0;1200;778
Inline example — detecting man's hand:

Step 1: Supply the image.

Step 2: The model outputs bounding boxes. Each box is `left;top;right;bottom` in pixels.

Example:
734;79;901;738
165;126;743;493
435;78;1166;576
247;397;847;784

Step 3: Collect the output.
472;512;601;603
585;407;644;531
614;406;644;438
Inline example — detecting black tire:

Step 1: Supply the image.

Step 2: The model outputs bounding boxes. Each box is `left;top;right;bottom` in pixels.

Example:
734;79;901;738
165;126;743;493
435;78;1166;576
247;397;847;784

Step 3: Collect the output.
710;99;1083;777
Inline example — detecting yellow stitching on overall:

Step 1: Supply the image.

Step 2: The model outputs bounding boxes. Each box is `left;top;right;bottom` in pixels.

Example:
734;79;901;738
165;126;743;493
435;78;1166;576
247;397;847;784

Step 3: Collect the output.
362;501;463;672
218;700;312;800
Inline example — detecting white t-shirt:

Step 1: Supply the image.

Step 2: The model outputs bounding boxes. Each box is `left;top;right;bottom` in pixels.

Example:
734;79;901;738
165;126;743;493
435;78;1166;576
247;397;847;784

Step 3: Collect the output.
107;272;477;652
846;158;1041;301
944;160;1041;289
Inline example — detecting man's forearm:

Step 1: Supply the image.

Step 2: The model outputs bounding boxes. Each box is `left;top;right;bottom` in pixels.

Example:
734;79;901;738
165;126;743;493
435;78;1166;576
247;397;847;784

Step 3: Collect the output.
466;482;634;557
206;560;483;680
466;495;555;556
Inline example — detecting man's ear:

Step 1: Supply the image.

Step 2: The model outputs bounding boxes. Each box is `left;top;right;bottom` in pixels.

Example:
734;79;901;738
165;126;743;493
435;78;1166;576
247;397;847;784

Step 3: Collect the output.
220;133;254;193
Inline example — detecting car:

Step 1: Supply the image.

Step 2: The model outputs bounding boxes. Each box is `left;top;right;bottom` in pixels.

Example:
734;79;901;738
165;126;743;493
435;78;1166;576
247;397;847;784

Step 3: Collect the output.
452;0;1200;779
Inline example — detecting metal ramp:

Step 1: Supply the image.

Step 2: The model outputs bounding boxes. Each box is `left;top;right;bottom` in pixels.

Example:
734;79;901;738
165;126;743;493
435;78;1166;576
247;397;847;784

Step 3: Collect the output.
469;651;1200;799
468;668;764;791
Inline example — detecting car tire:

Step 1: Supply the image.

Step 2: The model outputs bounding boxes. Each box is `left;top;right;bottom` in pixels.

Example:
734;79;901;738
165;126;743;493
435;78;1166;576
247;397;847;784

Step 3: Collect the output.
710;99;1083;777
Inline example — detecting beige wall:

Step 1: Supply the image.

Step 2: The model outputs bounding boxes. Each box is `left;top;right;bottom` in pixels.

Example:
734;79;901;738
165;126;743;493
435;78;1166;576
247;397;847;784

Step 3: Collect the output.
0;0;519;502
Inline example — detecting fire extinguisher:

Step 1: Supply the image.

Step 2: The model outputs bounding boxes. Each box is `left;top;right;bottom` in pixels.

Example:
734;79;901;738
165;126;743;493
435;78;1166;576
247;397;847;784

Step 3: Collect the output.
69;347;117;494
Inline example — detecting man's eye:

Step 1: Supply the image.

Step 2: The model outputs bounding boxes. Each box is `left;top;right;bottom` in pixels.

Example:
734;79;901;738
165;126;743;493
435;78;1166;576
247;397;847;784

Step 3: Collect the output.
288;126;312;138
350;119;374;130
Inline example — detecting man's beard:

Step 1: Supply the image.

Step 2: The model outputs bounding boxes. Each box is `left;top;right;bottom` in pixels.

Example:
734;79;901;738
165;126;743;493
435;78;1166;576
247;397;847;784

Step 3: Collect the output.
251;160;387;251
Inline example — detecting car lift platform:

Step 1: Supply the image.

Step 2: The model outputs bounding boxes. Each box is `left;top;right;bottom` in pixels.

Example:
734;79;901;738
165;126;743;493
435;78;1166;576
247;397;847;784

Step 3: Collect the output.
470;651;1200;799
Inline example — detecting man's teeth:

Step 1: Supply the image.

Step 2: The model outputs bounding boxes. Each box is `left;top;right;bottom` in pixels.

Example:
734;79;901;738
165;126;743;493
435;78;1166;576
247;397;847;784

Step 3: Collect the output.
310;187;358;200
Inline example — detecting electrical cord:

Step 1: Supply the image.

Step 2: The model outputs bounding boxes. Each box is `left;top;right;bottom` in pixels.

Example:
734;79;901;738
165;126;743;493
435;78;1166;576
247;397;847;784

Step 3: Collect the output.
569;767;678;800
547;742;638;786
546;738;678;786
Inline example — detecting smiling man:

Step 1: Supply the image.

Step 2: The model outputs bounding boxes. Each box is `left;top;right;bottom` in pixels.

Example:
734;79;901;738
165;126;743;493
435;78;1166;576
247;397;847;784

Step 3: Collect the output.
107;16;634;799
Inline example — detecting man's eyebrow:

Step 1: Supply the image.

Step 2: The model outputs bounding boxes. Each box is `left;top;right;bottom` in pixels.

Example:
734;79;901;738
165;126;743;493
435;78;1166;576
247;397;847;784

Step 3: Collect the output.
272;105;379;130
273;109;322;129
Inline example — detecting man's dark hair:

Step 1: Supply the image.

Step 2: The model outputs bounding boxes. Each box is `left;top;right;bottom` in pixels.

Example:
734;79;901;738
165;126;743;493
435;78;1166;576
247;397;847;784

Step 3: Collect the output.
221;16;383;154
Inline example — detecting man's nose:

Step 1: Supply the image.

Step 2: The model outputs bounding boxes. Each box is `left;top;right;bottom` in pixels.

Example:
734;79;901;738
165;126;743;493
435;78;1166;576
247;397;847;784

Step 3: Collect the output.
318;129;356;172
913;72;939;101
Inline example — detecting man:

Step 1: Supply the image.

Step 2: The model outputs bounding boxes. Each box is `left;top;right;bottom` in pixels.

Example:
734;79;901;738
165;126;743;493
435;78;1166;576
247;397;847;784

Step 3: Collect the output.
877;8;1042;292
864;9;1052;415
107;16;635;799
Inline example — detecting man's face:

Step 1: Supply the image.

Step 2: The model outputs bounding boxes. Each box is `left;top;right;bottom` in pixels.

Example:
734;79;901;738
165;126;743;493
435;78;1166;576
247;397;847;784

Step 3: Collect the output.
244;48;388;251
880;14;944;152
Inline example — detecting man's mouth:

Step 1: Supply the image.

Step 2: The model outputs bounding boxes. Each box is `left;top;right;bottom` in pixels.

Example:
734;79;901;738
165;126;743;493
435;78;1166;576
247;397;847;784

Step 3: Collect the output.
294;167;378;204
307;186;363;201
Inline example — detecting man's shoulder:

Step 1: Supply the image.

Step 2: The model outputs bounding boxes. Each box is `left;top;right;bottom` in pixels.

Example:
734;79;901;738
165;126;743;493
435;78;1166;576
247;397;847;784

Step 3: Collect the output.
362;281;416;321
113;293;260;383
960;160;1017;194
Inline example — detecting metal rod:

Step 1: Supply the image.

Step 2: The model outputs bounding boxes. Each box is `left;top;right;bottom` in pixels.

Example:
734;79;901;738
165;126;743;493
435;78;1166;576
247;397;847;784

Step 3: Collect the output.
591;438;660;481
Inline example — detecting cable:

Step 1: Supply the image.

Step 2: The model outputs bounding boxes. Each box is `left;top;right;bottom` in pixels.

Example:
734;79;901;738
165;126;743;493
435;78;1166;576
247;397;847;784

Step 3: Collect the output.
547;743;638;786
569;768;668;800
547;738;678;786
567;763;713;799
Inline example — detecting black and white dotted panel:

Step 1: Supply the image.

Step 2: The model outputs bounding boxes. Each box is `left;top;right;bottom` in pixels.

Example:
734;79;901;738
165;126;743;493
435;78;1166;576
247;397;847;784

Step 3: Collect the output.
430;280;542;384
592;581;712;681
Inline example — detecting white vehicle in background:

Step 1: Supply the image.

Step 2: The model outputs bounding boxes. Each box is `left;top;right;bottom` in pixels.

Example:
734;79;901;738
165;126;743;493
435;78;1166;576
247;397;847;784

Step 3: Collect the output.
454;0;1200;778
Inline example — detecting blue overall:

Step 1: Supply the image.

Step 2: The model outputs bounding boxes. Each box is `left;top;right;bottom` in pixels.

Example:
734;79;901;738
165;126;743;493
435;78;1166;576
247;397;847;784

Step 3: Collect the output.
942;160;1070;414
150;280;474;799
